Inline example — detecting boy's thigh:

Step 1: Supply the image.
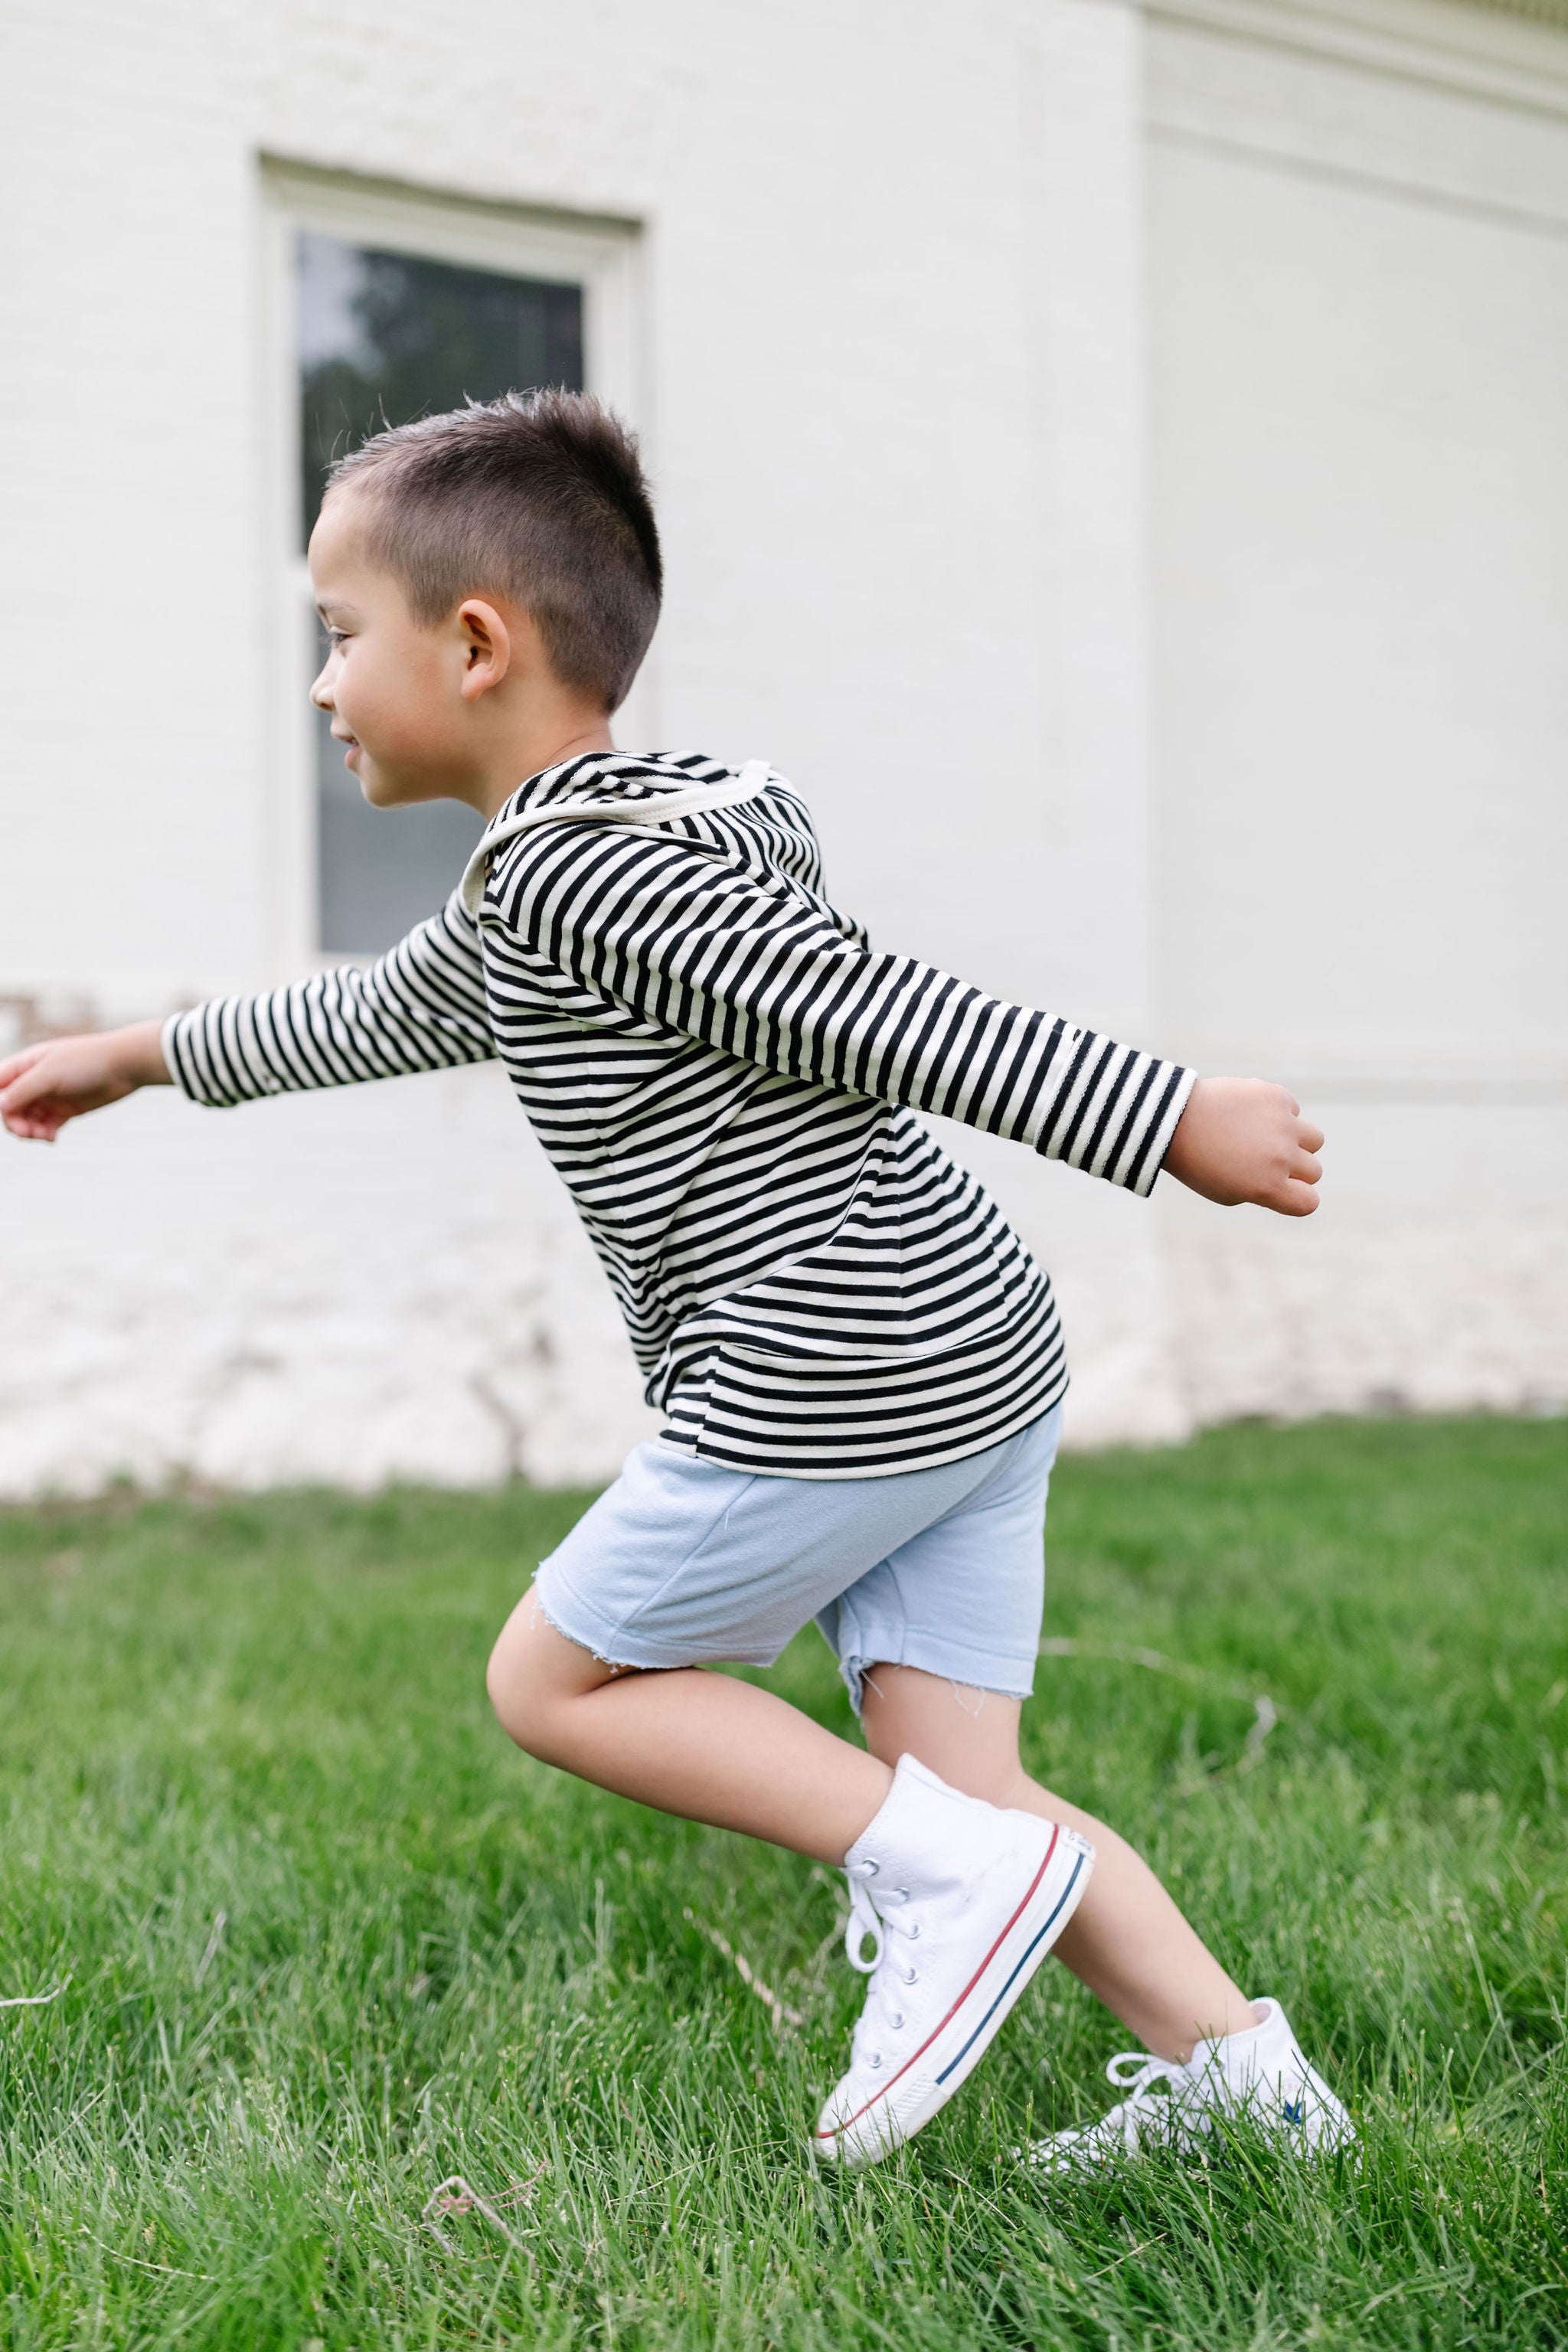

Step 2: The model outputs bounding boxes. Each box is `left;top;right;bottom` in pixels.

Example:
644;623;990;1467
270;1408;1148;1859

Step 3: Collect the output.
530;1428;1046;1674
818;1404;1062;1711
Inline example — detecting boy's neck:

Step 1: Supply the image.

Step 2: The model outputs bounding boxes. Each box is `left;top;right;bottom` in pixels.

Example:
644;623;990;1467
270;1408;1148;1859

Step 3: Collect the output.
470;717;617;821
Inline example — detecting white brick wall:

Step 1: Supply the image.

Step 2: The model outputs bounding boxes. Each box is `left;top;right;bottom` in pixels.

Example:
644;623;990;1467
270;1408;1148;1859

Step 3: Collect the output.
2;0;1563;1498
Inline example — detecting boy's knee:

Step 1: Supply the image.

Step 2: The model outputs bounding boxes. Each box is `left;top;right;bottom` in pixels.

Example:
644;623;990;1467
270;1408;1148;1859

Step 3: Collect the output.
485;1594;610;1760
485;1640;531;1748
486;1617;561;1757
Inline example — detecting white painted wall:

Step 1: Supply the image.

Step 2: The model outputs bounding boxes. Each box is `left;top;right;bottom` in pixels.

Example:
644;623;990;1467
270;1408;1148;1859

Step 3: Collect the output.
2;0;1563;1497
1143;0;1568;1426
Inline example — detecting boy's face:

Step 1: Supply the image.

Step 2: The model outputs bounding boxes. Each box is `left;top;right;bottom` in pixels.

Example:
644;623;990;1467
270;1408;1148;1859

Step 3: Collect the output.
308;487;475;810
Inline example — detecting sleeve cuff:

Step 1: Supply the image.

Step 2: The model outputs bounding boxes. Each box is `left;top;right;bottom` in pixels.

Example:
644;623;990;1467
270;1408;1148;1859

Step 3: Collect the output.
159;1003;273;1109
159;1009;206;1102
1037;1039;1197;1197
1136;1061;1198;1196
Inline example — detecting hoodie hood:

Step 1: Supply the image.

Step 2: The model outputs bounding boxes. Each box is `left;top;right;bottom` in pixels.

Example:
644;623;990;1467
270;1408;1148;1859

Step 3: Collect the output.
459;753;773;915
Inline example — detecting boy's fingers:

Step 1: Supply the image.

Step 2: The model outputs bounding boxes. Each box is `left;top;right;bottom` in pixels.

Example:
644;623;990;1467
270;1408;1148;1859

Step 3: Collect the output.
1296;1117;1325;1154
0;1044;49;1089
1;1062;71;1140
2;1099;62;1140
1269;1178;1319;1217
1293;1152;1322;1184
0;1061;51;1112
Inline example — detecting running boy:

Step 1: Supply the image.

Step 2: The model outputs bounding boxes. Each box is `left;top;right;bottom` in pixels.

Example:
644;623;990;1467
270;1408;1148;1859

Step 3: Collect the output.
0;390;1351;2167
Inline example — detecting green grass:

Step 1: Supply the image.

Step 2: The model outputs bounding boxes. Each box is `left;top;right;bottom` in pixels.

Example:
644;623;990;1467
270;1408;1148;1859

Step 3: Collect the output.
2;1416;1566;2350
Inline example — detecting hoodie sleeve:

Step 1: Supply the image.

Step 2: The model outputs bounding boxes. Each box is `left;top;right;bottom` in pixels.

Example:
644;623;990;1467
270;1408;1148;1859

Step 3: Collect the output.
161;890;495;1106
483;822;1195;1196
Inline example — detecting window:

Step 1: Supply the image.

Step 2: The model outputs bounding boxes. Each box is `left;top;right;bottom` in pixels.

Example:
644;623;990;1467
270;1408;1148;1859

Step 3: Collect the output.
300;238;583;951
263;164;640;959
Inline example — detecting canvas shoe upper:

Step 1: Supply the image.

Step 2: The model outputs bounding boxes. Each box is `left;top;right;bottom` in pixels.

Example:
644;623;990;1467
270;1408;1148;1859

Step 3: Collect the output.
813;1754;1094;2168
1024;1995;1354;2171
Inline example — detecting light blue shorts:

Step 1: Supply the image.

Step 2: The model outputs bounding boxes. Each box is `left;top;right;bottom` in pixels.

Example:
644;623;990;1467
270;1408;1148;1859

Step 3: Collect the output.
531;1406;1063;1712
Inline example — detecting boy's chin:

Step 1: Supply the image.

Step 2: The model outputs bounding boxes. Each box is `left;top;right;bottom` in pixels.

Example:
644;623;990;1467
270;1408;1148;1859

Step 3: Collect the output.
359;769;432;810
356;756;472;812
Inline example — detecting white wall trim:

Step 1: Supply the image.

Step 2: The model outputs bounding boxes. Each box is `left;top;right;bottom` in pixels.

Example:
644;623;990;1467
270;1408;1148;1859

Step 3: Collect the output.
1146;114;1568;235
1142;0;1568;119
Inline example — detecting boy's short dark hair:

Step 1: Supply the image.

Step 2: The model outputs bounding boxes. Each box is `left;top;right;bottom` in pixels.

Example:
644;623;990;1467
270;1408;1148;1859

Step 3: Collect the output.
327;389;661;714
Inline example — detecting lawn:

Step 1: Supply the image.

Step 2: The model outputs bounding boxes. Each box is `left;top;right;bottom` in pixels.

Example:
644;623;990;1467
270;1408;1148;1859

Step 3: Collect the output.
2;1416;1565;2350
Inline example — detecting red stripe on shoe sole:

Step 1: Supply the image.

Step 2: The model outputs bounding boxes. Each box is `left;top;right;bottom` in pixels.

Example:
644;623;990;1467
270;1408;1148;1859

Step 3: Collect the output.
815;1822;1061;2142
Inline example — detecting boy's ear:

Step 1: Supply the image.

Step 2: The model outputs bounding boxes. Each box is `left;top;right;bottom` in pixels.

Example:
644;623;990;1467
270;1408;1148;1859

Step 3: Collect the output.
456;599;512;699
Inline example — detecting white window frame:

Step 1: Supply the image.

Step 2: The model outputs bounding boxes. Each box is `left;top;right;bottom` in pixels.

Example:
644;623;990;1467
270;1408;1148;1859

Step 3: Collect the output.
258;157;647;971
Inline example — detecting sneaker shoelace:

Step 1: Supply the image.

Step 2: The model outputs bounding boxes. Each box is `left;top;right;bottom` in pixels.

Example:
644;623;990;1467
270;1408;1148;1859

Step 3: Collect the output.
842;1859;920;2076
1083;2050;1194;2151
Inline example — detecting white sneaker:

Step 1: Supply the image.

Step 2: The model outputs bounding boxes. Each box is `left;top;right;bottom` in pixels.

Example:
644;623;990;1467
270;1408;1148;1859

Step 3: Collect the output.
812;1754;1094;2167
1025;1997;1354;2171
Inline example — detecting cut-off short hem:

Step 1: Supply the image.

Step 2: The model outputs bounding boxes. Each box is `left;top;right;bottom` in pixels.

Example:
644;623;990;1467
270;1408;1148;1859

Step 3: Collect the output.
528;1404;1063;1713
527;1584;647;1677
531;1569;792;1676
836;1638;1037;1718
528;1580;1037;1716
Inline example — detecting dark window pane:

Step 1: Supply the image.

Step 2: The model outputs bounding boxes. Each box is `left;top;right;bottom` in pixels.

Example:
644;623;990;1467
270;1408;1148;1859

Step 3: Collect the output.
299;233;584;541
298;234;586;952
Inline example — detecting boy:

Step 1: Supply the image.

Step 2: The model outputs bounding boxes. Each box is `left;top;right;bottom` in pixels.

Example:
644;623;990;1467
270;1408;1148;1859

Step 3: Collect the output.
1;390;1350;2169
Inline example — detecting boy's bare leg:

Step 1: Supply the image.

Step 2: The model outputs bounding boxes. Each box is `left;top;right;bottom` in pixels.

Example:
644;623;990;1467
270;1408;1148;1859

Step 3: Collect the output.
488;1605;1254;2062
486;1594;891;1867
858;1661;1258;2064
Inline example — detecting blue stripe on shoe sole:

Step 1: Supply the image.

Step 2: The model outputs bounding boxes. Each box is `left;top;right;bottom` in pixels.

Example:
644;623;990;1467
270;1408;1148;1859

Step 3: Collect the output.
933;1851;1089;2087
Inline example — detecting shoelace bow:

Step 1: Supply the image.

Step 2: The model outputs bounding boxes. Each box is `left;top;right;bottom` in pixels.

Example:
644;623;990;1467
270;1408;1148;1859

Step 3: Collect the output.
843;1859;887;1974
843;1860;918;2072
1093;2050;1191;2149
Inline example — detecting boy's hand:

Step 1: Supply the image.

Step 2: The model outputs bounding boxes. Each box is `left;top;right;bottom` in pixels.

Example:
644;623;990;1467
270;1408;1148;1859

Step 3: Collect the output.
1162;1076;1324;1217
0;1021;172;1143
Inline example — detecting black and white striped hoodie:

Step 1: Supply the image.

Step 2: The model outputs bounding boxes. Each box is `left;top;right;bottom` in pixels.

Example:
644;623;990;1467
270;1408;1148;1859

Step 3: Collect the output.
165;753;1195;1478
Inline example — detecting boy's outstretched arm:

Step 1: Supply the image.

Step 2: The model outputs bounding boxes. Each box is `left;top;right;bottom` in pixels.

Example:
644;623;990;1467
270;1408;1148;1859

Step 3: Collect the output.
2;893;495;1143
490;825;1323;1217
0;1021;171;1142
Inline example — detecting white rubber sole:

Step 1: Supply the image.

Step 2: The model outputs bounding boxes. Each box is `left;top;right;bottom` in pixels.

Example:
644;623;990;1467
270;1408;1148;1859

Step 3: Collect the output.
812;1822;1095;2168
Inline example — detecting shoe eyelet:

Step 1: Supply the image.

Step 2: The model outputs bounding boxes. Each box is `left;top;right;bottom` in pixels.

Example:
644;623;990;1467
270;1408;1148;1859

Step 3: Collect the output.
868;2052;884;2070
889;2012;904;2030
902;1966;918;1985
906;1923;920;1940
